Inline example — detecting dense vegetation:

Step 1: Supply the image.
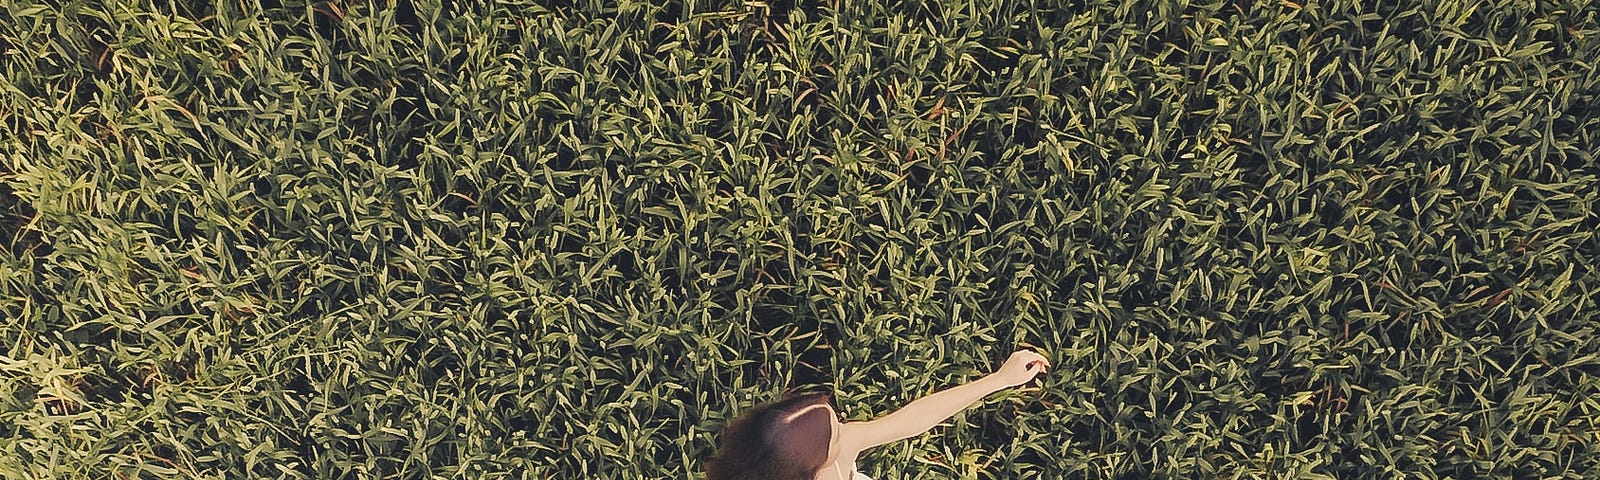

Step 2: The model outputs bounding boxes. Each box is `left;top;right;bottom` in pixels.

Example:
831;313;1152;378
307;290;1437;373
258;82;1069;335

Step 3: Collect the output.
2;0;1598;478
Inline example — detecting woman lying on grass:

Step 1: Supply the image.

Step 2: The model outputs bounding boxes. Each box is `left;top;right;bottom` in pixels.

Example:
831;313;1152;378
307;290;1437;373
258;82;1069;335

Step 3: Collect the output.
705;349;1052;480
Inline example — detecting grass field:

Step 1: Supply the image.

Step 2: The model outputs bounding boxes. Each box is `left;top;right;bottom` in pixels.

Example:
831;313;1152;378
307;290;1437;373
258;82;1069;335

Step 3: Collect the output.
2;0;1599;478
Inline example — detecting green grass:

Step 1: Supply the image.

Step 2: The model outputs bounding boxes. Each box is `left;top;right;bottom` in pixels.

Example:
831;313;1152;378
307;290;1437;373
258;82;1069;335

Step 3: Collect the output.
2;0;1598;478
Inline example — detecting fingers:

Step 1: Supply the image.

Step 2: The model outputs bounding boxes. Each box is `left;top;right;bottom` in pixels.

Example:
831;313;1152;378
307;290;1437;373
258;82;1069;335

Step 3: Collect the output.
1011;349;1051;374
998;348;1049;371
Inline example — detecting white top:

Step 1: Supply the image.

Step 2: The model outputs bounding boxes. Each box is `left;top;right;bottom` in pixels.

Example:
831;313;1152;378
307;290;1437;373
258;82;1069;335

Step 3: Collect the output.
833;461;871;480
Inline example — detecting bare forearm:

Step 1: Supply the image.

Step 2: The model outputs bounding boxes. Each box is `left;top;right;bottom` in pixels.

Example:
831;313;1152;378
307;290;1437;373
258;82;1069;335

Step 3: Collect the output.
867;373;1007;442
837;350;1048;454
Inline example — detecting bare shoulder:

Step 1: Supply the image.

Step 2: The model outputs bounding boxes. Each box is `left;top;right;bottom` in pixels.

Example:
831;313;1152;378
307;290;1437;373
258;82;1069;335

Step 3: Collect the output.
833;420;879;459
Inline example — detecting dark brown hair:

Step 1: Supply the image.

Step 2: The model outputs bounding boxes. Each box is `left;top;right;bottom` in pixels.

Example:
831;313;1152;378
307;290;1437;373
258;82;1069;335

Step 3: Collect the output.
705;393;835;480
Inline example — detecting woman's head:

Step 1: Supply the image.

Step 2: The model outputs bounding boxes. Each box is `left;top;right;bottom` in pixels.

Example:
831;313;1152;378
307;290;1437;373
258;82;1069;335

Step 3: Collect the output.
705;392;842;480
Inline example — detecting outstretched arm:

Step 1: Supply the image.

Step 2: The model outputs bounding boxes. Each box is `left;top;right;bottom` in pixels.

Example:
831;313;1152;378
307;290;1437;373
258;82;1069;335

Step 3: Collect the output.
835;350;1050;456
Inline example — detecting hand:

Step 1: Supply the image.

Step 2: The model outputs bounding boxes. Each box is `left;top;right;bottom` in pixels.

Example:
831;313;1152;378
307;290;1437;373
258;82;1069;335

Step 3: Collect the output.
989;349;1051;388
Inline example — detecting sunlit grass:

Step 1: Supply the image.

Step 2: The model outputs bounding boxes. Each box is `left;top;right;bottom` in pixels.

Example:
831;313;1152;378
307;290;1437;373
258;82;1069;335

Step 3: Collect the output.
2;0;1598;478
